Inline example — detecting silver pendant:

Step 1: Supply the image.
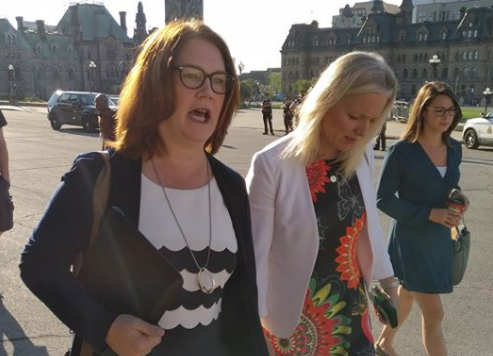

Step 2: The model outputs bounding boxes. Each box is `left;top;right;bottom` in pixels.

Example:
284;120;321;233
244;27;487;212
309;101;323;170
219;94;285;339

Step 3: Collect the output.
197;268;216;294
330;175;337;183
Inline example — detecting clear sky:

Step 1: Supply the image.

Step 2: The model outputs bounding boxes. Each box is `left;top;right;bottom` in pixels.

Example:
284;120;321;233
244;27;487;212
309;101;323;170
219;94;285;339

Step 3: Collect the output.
2;0;402;72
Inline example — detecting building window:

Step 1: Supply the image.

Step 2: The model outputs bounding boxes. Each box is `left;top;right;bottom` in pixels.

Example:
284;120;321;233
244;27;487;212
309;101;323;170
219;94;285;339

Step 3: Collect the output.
68;67;75;80
52;45;57;54
313;36;319;46
402;68;408;78
441;31;447;40
474;51;479;60
107;45;116;60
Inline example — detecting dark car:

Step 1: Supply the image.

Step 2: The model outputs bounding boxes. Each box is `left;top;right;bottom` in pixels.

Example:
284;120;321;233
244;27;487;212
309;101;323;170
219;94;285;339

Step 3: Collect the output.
47;90;116;132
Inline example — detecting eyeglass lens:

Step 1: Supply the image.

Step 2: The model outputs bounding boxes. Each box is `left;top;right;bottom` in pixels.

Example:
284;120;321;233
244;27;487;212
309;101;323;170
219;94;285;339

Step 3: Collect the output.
430;107;457;117
177;66;232;94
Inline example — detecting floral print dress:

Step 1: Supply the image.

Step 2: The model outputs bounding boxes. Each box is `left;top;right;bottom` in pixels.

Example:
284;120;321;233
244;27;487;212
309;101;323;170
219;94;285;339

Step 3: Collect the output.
264;160;375;356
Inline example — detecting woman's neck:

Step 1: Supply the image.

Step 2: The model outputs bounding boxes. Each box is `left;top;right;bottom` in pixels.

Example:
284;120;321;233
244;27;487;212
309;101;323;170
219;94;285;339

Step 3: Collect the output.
144;150;210;189
418;131;444;148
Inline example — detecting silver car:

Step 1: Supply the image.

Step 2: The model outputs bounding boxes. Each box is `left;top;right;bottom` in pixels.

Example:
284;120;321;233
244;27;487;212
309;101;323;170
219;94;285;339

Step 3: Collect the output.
462;111;493;149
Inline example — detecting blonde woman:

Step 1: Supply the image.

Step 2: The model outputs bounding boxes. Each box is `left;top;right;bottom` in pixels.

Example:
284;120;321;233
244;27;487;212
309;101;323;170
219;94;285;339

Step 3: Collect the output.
375;82;469;356
246;51;399;355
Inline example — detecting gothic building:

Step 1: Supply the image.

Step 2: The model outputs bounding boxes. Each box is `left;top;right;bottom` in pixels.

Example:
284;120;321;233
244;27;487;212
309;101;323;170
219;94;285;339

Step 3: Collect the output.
0;2;149;100
165;0;204;24
281;0;493;105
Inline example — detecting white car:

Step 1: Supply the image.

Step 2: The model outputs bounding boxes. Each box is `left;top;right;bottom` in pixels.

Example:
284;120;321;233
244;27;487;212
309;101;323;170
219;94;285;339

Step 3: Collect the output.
462;111;493;149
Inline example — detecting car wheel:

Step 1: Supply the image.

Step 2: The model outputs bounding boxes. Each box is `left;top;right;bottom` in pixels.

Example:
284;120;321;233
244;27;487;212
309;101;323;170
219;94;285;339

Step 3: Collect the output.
50;114;62;130
464;129;479;149
82;114;97;133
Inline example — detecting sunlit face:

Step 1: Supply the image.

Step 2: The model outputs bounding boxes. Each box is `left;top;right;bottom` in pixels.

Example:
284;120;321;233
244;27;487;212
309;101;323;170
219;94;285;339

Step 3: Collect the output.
421;94;456;135
158;38;227;150
319;92;388;159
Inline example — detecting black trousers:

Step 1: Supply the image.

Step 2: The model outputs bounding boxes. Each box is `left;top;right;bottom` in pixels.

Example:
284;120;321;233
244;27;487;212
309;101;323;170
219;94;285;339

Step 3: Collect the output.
262;111;273;133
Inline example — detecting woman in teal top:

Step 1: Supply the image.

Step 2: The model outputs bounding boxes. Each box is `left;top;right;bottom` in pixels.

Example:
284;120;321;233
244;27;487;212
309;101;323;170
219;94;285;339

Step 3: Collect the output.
374;82;470;356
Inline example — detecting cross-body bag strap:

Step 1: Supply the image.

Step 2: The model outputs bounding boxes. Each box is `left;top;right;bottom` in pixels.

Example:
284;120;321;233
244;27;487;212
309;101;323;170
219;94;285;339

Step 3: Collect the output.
73;151;111;276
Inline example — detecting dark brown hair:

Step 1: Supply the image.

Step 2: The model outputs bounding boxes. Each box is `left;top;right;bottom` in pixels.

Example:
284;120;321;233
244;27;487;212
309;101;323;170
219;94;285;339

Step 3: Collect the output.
401;81;462;146
111;19;240;158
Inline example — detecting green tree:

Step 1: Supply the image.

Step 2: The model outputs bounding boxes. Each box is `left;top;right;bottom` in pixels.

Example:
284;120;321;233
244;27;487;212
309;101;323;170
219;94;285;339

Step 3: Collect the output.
268;72;281;94
240;79;258;100
291;79;316;95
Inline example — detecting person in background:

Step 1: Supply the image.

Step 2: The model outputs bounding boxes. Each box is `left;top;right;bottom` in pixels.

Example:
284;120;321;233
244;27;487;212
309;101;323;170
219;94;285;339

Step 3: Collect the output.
20;20;268;356
374;81;469;356
0;109;13;236
94;93;116;150
282;96;294;135
374;118;387;151
261;92;274;135
289;91;305;129
246;51;399;356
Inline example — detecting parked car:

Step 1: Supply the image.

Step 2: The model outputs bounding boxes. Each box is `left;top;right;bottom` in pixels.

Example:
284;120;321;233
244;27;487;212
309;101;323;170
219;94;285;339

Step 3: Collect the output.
462;110;493;149
47;90;116;132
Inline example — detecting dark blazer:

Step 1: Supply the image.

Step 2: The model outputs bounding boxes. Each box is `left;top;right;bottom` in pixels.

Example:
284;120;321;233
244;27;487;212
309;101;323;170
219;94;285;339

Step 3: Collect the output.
20;151;268;356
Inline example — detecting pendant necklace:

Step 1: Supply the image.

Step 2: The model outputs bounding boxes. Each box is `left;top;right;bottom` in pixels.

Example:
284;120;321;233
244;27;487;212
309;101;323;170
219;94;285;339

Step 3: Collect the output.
151;159;215;294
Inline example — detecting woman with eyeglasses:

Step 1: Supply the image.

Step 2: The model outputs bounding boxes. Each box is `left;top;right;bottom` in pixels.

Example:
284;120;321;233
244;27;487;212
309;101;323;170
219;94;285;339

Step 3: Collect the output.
374;81;470;356
20;20;269;356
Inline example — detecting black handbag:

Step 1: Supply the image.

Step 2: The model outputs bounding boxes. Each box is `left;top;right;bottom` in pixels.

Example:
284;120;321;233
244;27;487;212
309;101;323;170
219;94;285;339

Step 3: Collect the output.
452;223;470;286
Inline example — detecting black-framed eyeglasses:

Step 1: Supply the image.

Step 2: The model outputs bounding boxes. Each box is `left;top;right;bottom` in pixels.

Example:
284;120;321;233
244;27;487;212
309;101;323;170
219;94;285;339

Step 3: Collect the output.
174;65;234;94
426;106;458;117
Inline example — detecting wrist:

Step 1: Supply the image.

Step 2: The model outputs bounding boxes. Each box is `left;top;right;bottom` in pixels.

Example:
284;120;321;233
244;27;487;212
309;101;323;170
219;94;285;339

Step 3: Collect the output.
379;277;400;290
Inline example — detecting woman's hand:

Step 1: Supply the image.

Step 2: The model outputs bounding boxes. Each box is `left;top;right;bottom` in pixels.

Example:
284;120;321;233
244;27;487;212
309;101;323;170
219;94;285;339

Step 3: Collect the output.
105;314;164;356
429;208;461;228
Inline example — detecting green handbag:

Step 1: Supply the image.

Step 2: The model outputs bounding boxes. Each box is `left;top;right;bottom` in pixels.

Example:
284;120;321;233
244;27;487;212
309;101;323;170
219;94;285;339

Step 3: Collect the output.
368;285;398;329
452;224;470;286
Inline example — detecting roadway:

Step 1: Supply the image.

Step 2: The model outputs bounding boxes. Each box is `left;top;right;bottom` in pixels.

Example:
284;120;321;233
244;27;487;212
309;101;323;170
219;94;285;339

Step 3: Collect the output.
0;107;492;355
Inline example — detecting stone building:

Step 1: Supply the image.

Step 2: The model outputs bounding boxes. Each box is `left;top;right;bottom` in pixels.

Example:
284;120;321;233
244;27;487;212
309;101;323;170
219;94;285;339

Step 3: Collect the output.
0;2;149;100
165;0;204;23
281;0;493;105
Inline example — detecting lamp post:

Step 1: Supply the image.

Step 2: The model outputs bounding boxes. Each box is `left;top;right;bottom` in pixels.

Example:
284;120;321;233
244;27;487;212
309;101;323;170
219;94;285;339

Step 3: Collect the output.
483;87;492;115
429;54;441;79
7;64;15;103
88;61;97;92
238;61;244;77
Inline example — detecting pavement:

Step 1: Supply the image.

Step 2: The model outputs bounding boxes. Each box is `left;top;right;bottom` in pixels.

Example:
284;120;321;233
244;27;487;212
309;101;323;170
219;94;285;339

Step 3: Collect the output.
0;104;464;143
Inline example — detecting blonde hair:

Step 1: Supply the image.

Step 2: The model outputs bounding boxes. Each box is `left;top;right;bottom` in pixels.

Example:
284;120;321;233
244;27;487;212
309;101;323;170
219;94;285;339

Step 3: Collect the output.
111;19;240;158
401;81;462;146
281;51;397;177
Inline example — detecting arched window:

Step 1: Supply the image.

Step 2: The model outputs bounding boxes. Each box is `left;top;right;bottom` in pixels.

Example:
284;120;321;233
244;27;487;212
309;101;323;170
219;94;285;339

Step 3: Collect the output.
52;45;57;54
453;67;460;78
441;67;448;79
403;68;408;78
68;67;75;80
107;44;116;60
422;68;428;78
471;67;478;78
411;68;418;78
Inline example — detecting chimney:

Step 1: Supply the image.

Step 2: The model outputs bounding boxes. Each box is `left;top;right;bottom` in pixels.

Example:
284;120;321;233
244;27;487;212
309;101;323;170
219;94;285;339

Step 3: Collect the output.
36;20;46;35
371;0;385;14
15;16;24;32
119;11;127;33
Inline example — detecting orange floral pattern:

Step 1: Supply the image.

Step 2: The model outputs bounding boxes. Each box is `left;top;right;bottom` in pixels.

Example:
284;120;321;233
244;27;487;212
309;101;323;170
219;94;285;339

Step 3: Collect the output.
306;160;332;202
335;213;366;289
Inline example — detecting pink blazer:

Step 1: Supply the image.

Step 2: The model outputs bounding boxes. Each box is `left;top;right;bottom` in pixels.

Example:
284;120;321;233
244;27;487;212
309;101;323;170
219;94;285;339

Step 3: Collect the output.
246;135;394;338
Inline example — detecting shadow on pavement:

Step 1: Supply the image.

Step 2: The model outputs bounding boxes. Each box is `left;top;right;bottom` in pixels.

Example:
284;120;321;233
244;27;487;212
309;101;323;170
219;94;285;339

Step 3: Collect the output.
0;294;49;356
